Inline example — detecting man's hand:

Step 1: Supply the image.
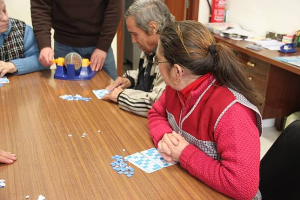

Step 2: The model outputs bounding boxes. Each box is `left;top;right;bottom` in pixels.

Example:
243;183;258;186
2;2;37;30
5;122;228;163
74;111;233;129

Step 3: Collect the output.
0;150;17;164
106;77;131;91
101;86;123;103
90;48;107;71
39;47;54;67
0;61;17;77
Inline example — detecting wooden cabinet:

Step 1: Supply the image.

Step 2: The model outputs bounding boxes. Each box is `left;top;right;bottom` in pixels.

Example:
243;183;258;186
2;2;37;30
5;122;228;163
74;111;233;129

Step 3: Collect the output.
238;52;270;114
214;35;300;129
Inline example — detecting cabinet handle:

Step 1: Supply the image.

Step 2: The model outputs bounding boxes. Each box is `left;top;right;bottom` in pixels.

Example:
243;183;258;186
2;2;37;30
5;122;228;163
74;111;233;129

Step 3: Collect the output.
248;76;253;81
247;62;256;67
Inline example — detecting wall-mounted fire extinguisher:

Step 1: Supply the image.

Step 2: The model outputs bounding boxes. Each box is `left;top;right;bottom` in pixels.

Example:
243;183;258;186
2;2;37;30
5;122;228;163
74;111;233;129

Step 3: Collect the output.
207;0;227;23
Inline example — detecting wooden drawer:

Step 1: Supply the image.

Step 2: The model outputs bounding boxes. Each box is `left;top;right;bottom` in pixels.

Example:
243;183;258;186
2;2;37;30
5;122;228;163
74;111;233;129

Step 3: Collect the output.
244;71;267;94
239;53;270;77
238;53;270;96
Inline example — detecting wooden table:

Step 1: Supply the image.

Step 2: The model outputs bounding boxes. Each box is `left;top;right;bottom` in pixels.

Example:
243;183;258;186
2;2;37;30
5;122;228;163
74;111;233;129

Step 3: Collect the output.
0;70;229;200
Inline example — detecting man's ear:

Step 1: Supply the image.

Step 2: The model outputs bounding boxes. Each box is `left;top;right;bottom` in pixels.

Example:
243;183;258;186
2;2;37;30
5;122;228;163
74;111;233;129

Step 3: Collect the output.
148;21;158;35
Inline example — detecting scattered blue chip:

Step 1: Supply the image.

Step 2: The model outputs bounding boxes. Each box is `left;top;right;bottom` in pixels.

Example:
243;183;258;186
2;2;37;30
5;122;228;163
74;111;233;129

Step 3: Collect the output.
110;154;135;178
60;94;92;101
0;179;5;189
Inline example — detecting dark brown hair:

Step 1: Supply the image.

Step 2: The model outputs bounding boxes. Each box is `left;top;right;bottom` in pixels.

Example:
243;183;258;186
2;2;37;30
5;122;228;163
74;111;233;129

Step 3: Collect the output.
159;20;263;106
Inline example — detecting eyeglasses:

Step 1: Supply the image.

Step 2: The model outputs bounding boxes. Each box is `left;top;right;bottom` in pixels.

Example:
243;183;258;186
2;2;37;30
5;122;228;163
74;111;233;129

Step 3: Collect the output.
153;56;169;65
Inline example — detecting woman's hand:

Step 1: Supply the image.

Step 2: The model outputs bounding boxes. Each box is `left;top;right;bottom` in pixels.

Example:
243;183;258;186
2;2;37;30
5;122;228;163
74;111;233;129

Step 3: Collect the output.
167;132;189;162
158;131;189;162
0;61;17;77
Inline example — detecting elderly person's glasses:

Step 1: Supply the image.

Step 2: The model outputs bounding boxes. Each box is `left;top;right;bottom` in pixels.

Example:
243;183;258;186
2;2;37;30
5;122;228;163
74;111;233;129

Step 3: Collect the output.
153;56;169;65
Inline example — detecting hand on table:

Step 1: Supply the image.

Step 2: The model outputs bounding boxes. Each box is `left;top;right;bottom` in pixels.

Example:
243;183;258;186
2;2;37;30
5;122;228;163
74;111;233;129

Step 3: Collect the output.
39;47;54;67
0;150;17;164
106;77;131;91
0;61;17;77
101;86;124;103
90;48;107;71
158;131;189;162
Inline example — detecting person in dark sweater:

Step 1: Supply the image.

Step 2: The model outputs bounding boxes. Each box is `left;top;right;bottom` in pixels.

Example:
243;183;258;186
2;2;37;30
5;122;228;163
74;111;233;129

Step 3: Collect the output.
30;0;122;80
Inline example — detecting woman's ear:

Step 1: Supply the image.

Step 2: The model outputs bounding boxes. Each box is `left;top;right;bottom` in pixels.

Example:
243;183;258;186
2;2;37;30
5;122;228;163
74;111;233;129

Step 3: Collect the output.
148;21;158;35
174;64;184;79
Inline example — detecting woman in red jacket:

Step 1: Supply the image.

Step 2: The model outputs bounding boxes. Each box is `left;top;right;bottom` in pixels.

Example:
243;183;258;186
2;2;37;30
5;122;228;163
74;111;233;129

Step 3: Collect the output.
148;21;262;199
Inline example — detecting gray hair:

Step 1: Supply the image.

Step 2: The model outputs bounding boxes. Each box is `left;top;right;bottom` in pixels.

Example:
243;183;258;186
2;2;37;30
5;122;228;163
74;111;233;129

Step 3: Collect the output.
125;0;175;35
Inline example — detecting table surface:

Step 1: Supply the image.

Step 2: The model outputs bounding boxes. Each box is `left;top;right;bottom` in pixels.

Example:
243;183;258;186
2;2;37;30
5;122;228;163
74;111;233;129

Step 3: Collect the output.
0;70;229;200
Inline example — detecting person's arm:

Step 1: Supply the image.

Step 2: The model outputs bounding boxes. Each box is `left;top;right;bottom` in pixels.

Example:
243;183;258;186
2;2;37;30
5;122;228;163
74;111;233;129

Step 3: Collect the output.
10;25;46;75
90;0;122;71
30;0;54;66
30;0;52;50
96;0;122;52
179;103;260;199
123;69;139;88
117;70;166;117
148;89;174;142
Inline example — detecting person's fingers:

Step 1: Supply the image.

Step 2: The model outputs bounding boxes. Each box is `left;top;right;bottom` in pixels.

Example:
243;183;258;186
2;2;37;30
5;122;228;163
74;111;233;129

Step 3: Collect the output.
93;57;102;71
0;68;8;77
0;151;17;164
90;62;96;71
100;95;109;100
158;140;165;154
161;141;171;155
0;150;17;159
161;134;174;148
39;55;51;66
119;78;130;88
106;85;115;90
39;55;45;66
161;153;173;162
106;78;122;91
172;131;184;141
98;59;104;71
0;157;14;164
95;60;100;71
90;56;96;71
167;134;179;146
48;51;54;65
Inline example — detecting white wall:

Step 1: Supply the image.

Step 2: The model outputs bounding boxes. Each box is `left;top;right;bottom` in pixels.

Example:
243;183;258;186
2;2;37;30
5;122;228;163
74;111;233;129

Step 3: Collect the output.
6;0;117;66
199;0;300;37
6;0;32;26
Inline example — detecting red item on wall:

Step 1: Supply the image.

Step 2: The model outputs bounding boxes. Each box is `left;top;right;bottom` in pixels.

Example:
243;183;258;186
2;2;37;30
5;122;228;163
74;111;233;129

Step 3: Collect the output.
211;0;227;23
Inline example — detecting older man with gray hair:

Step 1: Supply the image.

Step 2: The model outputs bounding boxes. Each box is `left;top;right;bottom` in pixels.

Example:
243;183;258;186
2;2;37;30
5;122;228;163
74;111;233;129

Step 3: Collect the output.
103;0;174;117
